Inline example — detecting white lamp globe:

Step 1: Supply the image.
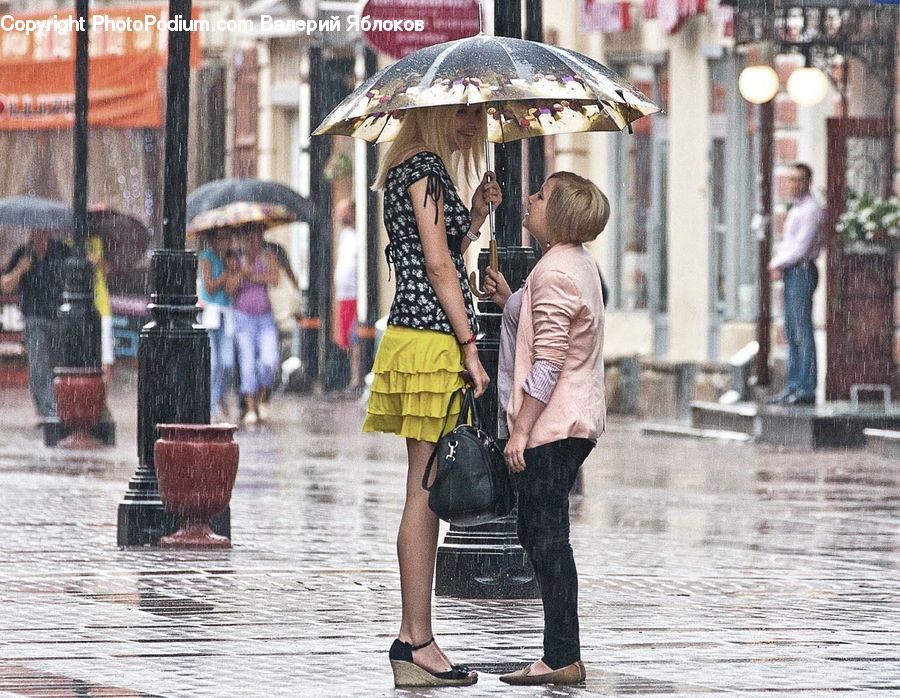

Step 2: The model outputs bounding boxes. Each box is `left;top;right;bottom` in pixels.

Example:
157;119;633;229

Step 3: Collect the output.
787;67;829;107
738;65;779;104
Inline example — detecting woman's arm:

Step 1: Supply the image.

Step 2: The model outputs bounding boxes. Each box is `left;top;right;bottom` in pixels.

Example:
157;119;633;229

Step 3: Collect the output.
505;269;579;470
504;393;547;473
484;267;512;309
409;175;489;396
247;252;280;286
462;171;502;254
199;256;227;295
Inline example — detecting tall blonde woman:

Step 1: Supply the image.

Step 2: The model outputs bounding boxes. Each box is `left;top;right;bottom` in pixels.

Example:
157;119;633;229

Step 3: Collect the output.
484;172;609;686
363;104;501;688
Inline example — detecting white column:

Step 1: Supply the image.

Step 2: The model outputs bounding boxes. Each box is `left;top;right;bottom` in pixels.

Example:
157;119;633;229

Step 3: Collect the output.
666;33;711;362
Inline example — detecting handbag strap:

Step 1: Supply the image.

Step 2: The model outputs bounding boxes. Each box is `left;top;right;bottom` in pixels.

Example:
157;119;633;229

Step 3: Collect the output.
422;388;464;492
455;387;482;430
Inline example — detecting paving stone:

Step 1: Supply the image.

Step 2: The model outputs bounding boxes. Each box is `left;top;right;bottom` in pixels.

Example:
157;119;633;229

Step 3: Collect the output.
0;379;898;696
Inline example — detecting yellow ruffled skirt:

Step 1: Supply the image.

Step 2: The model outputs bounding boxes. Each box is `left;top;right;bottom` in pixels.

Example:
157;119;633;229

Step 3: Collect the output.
363;325;464;443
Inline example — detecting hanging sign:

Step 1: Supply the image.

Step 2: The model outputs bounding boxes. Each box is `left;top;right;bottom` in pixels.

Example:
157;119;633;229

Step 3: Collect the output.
360;0;481;59
647;0;706;34
582;0;632;33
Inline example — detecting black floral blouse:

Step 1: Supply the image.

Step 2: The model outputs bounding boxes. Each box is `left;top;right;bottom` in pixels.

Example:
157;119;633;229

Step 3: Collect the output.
383;151;478;336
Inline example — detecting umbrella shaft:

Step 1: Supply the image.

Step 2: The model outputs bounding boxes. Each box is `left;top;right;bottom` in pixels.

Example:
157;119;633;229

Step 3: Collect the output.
483;138;495;241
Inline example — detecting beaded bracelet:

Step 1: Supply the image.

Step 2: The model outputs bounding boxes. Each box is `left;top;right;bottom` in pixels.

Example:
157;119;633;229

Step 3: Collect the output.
459;333;477;346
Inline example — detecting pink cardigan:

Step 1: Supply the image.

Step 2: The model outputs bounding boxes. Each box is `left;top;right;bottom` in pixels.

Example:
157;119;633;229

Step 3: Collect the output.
506;242;606;449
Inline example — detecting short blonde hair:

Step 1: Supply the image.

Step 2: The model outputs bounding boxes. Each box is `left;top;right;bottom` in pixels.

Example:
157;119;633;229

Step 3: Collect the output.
373;105;485;190
545;172;610;244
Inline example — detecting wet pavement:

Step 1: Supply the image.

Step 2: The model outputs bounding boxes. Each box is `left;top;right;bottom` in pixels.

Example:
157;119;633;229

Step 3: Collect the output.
1;373;899;697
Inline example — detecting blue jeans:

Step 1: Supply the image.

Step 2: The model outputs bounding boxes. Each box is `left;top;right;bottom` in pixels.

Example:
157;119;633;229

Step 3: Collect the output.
783;263;818;398
209;325;235;411
233;310;279;396
23;316;57;417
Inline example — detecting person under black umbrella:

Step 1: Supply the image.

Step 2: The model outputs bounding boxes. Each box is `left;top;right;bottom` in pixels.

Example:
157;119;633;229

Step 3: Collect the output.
1;228;70;420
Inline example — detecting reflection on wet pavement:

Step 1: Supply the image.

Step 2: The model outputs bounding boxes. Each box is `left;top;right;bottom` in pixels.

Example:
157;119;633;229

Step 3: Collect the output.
0;383;898;696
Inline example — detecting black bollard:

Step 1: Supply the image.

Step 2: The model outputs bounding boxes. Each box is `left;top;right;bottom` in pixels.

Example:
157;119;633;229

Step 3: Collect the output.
435;246;540;599
116;0;221;546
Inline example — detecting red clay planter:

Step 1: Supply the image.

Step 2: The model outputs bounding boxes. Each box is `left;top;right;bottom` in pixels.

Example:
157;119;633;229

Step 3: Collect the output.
53;368;106;449
154;424;239;548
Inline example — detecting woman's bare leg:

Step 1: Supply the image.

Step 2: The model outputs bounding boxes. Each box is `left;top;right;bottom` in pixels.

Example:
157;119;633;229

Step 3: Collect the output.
396;438;464;674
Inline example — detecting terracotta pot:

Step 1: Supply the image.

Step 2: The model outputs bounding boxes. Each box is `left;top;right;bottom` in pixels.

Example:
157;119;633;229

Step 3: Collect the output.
154;424;239;548
53;368;106;449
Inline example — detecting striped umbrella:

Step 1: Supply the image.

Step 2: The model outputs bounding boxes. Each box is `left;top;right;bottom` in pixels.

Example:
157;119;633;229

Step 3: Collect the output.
186;202;297;237
312;33;660;143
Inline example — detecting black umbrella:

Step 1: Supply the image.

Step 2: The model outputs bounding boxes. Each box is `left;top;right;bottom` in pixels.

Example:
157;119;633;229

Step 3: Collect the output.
186;179;313;224
87;206;154;279
0;196;73;267
0;196;73;234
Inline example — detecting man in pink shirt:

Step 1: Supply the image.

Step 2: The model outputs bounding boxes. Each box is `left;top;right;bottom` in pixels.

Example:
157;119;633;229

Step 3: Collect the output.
767;163;823;406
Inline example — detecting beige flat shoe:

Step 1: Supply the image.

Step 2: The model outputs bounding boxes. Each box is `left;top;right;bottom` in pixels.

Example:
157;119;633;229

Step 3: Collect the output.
499;660;586;686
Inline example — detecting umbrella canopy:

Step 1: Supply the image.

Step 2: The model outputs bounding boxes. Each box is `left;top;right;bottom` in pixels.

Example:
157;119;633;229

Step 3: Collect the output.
313;34;660;143
87;206;154;277
0;196;73;269
0;196;73;234
186;202;297;237
186;178;313;224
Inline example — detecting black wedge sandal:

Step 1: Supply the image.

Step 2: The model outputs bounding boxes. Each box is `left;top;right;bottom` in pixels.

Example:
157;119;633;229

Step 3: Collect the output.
388;638;478;687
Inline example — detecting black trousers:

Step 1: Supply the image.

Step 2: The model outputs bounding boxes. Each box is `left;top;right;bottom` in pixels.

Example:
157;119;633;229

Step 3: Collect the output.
515;437;594;669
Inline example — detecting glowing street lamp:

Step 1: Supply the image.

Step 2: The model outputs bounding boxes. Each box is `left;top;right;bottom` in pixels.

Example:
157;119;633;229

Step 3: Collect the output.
738;64;780;104
787;66;830;107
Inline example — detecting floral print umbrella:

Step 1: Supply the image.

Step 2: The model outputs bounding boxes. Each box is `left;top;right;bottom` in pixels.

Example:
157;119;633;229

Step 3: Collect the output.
313;34;660;143
186;202;297;237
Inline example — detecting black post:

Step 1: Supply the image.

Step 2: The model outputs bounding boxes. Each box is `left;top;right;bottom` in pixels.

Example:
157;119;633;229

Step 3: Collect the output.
117;0;219;546
300;45;327;389
756;99;773;388
525;0;546;198
44;0;115;447
305;50;355;392
435;0;539;599
72;0;89;263
362;47;380;374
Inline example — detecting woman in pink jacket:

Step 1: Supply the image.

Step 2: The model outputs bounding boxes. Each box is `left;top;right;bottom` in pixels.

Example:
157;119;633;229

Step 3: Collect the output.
485;171;609;686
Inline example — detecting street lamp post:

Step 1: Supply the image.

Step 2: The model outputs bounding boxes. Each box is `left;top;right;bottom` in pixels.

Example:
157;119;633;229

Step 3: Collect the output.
738;48;777;389
117;0;219;546
434;0;540;600
44;0;116;447
756;98;774;388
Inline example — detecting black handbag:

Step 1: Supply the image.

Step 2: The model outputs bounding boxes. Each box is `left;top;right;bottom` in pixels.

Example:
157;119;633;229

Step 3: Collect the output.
421;388;515;527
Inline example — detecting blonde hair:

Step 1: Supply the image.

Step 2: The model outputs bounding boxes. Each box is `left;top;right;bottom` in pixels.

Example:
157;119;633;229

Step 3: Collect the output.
373;105;485;190
546;172;610;243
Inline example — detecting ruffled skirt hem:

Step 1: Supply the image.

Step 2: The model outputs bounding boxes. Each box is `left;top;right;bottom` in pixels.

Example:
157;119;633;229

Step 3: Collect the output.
364;326;465;443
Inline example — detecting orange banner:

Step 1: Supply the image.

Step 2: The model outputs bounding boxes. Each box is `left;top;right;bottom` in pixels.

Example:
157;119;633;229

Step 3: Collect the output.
0;53;162;130
0;4;202;130
0;5;201;67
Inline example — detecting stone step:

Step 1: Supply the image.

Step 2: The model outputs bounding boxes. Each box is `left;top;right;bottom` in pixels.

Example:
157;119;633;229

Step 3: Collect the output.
863;428;900;460
690;400;757;435
758;404;900;449
640;422;751;443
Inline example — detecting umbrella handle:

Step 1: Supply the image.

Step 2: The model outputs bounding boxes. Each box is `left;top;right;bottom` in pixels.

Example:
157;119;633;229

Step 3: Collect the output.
469;239;498;300
470;138;498;300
